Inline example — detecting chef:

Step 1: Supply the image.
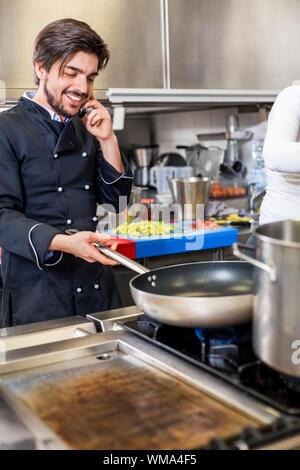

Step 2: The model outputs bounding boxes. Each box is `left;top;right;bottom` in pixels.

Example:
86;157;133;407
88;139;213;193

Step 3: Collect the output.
260;82;300;224
0;18;133;327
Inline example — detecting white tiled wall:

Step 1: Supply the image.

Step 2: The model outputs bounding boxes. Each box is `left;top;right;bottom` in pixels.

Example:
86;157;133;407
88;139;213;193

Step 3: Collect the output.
117;106;266;171
153;107;263;157
116;117;152;149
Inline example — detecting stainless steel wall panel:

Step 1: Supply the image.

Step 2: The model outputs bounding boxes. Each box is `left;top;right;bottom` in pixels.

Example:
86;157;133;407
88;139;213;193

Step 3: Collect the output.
168;0;300;89
0;0;164;98
2;0;300;98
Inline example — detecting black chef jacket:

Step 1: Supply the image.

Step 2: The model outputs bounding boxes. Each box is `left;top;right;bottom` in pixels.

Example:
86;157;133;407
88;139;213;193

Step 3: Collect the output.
0;97;133;327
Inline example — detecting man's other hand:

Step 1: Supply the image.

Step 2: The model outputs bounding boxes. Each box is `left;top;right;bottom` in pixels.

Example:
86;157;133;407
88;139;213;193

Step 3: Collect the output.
49;231;118;265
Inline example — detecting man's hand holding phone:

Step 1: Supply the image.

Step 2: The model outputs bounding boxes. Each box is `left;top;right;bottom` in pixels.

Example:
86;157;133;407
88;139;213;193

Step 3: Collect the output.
80;95;124;173
80;95;113;141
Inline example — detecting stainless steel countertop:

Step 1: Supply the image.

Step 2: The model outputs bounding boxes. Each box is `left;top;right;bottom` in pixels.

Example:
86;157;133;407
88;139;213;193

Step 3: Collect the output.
0;307;271;449
0;327;280;449
0;395;35;449
3;303;299;450
0;315;100;449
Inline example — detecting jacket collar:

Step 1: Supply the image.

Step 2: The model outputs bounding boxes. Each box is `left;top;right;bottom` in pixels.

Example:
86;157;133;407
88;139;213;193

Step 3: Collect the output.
54;124;75;153
19;96;54;121
18;97;76;153
22;92;71;124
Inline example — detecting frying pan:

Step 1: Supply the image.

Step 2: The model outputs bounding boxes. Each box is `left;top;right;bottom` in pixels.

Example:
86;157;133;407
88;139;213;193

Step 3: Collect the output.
66;230;255;327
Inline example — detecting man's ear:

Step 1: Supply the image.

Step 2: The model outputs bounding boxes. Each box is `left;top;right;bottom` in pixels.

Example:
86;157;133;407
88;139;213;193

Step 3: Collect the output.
34;62;46;82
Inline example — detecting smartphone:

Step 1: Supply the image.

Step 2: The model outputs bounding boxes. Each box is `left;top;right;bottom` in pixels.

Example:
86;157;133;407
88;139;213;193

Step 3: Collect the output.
79;106;93;118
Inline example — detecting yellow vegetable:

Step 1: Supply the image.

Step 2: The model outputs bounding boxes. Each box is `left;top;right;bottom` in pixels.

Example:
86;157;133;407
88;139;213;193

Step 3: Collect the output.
116;221;175;237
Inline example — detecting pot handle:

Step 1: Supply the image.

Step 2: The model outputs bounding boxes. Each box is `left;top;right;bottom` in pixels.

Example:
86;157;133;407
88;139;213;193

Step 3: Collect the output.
65;229;150;274
232;243;277;282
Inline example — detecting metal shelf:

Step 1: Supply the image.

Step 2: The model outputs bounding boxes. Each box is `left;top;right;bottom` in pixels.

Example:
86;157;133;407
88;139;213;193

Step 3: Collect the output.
0;88;278;117
106;88;278;105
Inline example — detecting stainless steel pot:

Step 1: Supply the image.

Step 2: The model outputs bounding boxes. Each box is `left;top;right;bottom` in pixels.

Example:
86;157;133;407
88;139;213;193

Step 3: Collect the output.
168;176;211;220
233;219;300;378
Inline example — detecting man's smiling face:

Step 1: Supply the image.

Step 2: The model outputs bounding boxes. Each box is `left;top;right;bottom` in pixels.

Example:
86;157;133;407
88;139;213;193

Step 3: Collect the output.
37;51;99;119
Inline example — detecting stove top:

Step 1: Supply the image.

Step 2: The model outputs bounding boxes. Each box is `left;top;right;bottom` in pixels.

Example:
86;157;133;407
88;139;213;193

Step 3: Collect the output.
122;315;300;416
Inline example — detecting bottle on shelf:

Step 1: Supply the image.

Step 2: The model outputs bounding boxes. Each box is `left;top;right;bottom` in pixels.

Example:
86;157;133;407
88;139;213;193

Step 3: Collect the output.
249;138;266;192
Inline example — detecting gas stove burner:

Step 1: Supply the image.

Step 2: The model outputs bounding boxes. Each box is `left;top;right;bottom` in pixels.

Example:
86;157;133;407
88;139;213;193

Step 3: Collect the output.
136;314;165;340
134;315;254;373
122;315;300;415
240;361;300;394
194;324;251;345
193;324;253;373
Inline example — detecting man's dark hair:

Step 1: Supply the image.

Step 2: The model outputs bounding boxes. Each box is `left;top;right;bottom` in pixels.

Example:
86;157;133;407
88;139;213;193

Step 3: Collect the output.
33;18;110;85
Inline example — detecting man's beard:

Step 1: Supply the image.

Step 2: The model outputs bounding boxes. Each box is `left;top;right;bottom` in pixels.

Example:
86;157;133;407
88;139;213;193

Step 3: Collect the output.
44;78;85;118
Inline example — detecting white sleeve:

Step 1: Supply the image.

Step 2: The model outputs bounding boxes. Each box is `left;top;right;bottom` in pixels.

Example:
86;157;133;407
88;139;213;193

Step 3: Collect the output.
263;86;300;172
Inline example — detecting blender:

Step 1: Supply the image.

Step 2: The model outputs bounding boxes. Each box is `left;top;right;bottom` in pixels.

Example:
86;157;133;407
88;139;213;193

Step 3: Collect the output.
131;144;159;186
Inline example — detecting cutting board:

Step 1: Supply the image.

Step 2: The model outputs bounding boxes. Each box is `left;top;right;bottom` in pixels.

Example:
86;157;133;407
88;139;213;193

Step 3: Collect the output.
105;236;136;258
107;223;238;259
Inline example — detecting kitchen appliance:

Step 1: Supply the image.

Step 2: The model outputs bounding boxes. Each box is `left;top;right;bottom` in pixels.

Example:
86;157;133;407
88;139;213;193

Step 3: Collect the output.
134;167;150;187
121;315;300;415
130;144;159;187
198;147;226;179
177;144;225;180
129;186;150;205
168;176;211;220
149;166;177;193
154;152;187;167
149;166;194;194
233;219;300;378
197;114;252;180
1;307;300;450
132;144;158;167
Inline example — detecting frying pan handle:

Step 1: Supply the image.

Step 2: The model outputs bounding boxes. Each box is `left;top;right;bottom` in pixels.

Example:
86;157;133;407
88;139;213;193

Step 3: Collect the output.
65;229;149;274
93;241;150;274
232;243;277;282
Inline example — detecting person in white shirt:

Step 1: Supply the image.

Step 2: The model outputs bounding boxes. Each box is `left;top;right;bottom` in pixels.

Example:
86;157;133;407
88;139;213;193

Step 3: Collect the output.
260;84;300;225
